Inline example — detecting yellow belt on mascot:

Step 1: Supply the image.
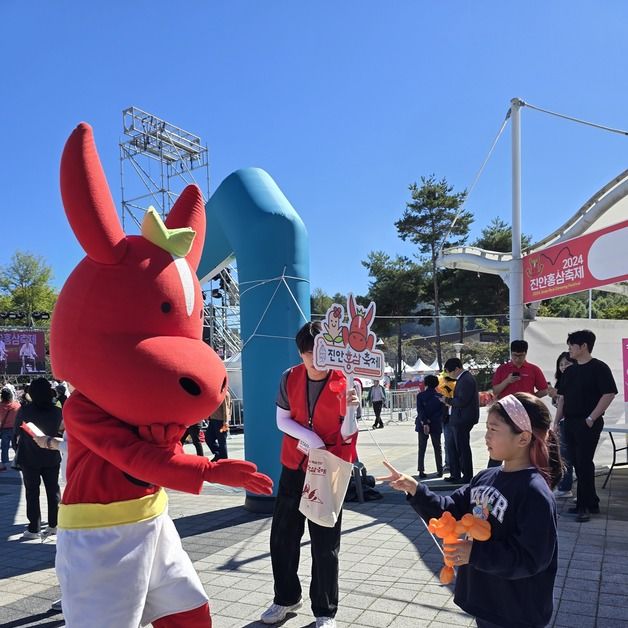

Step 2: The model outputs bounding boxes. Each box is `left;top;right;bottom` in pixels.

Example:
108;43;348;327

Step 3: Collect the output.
58;489;167;530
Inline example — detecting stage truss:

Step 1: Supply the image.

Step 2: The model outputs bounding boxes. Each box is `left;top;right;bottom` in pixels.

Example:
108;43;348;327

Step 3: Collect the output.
119;106;210;230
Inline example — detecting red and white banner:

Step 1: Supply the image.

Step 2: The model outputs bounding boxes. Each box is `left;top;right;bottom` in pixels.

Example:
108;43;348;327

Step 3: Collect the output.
523;219;628;302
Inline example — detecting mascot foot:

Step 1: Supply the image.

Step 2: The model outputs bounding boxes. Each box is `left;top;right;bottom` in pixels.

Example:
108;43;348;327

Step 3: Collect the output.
153;603;211;628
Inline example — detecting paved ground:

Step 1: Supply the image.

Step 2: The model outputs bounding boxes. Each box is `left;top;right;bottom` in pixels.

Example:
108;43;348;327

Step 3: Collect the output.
1;408;627;628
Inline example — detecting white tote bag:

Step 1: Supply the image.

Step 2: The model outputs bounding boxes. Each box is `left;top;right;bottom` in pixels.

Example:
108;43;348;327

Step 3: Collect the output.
299;448;354;527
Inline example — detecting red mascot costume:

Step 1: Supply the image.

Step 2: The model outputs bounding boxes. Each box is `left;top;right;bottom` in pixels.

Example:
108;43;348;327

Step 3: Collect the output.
50;123;273;628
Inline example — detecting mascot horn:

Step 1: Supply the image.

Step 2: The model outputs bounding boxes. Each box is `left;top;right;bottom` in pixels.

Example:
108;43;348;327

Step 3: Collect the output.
50;123;272;628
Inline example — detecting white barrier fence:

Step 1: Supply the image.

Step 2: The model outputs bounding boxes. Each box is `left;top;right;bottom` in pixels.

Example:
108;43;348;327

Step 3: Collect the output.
361;389;417;424
229;389;418;432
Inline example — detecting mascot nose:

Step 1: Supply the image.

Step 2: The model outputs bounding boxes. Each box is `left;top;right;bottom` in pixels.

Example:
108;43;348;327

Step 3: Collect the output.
179;377;202;396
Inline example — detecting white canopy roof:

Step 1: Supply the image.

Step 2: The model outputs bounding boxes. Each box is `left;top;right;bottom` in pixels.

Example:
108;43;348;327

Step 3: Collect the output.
428;359;440;372
401;360;417;373
413;358;436;373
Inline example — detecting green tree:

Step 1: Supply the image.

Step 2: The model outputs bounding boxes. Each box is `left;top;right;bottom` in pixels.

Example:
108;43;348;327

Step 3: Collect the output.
473;217;531;315
362;251;424;381
431;268;476;341
310;288;334;317
599;303;628;319
395;175;472;368
437;218;532;338
591;291;628;319
331;293;347;309
538;294;587;318
536;290;628;320
0;251;57;326
463;340;510;390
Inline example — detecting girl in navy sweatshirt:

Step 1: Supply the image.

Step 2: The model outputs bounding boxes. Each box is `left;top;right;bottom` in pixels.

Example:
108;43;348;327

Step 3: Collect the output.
381;392;562;628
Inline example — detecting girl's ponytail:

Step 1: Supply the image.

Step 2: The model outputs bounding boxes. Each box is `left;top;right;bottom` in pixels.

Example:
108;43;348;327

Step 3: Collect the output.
545;428;564;490
528;430;551;486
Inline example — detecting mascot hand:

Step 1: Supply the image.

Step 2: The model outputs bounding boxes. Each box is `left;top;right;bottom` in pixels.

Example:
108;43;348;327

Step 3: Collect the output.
139;424;185;446
204;459;273;495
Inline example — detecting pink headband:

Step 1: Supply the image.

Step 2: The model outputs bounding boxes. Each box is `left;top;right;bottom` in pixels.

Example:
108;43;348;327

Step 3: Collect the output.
499;395;532;432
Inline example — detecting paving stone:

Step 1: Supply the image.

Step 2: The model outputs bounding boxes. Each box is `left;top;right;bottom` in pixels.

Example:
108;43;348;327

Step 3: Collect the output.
1;423;627;627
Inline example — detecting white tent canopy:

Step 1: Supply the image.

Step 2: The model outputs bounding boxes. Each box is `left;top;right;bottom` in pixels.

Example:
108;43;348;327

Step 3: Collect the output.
401;360;417;374
428;359;440;372
413;358;436;373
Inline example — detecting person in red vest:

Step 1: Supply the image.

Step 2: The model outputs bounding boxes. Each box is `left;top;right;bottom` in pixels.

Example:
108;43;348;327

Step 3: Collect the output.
261;321;359;628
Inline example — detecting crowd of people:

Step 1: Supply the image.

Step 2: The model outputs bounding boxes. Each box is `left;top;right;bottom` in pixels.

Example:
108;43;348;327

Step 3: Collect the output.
414;330;618;523
2;326;620;628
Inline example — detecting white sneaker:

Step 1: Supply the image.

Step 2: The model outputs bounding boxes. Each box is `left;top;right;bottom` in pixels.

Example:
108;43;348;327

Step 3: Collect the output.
554;489;573;498
316;618;336;628
41;527;57;540
260;600;303;624
21;530;40;541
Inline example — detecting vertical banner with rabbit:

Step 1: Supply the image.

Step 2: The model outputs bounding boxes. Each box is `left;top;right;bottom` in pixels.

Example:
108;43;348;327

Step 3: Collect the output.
313;294;385;379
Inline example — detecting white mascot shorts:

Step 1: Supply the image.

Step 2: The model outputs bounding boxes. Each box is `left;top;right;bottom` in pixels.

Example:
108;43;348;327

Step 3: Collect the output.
56;510;208;628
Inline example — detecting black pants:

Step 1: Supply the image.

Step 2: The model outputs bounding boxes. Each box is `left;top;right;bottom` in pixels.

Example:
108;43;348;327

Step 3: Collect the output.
205;421;228;459
450;421;474;482
476;619;539;628
564;416;603;510
372;400;384;428
21;464;60;533
181;424;204;456
418;429;443;474
270;466;342;618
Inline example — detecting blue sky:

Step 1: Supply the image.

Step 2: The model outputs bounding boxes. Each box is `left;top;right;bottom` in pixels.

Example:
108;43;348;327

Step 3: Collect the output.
2;2;627;298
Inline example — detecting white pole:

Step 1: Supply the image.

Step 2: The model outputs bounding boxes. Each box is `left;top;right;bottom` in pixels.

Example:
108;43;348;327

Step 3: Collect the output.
345;374;358;434
588;289;593;319
510;98;524;344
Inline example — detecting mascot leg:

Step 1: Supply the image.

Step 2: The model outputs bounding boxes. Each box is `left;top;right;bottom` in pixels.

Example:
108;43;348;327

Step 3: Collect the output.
152;603;211;628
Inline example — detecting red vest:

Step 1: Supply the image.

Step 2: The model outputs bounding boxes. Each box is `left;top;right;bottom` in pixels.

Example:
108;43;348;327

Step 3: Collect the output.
280;364;358;471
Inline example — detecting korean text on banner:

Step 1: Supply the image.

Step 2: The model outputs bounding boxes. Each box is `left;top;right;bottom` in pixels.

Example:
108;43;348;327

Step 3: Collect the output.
522;219;628;302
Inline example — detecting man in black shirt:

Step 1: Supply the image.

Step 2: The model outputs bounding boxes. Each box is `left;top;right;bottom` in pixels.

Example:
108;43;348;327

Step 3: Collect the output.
555;330;617;522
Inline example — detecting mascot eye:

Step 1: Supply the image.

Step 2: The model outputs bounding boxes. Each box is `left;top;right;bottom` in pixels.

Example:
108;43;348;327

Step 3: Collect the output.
161;302;172;313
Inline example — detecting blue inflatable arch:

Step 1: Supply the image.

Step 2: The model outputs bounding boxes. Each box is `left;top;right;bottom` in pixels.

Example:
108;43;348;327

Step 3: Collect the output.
198;168;310;512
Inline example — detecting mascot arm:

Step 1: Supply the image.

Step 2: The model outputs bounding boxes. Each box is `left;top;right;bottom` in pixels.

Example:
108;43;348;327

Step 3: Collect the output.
65;393;207;494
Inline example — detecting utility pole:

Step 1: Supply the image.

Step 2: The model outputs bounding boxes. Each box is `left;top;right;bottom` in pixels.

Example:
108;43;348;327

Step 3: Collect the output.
510;98;525;343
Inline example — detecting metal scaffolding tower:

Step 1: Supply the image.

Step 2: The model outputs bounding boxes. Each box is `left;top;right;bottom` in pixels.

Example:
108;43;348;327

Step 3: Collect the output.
118;107;243;360
203;267;242;360
119;106;210;230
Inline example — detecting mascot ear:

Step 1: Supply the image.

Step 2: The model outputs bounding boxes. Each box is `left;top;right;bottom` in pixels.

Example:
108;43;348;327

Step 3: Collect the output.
164;184;205;271
60;123;127;264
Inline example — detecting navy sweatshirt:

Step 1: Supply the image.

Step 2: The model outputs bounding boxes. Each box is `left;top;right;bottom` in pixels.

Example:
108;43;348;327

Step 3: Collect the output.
416;388;443;432
408;466;557;628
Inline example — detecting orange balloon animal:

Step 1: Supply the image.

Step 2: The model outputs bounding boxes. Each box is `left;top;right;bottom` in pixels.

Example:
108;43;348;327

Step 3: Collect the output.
427;511;491;584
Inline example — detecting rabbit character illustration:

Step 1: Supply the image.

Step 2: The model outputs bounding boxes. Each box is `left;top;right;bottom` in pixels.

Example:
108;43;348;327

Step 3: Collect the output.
50;123;272;628
342;294;376;352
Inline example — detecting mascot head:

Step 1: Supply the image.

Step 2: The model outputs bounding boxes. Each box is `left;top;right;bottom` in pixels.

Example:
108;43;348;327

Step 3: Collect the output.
50;123;227;425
